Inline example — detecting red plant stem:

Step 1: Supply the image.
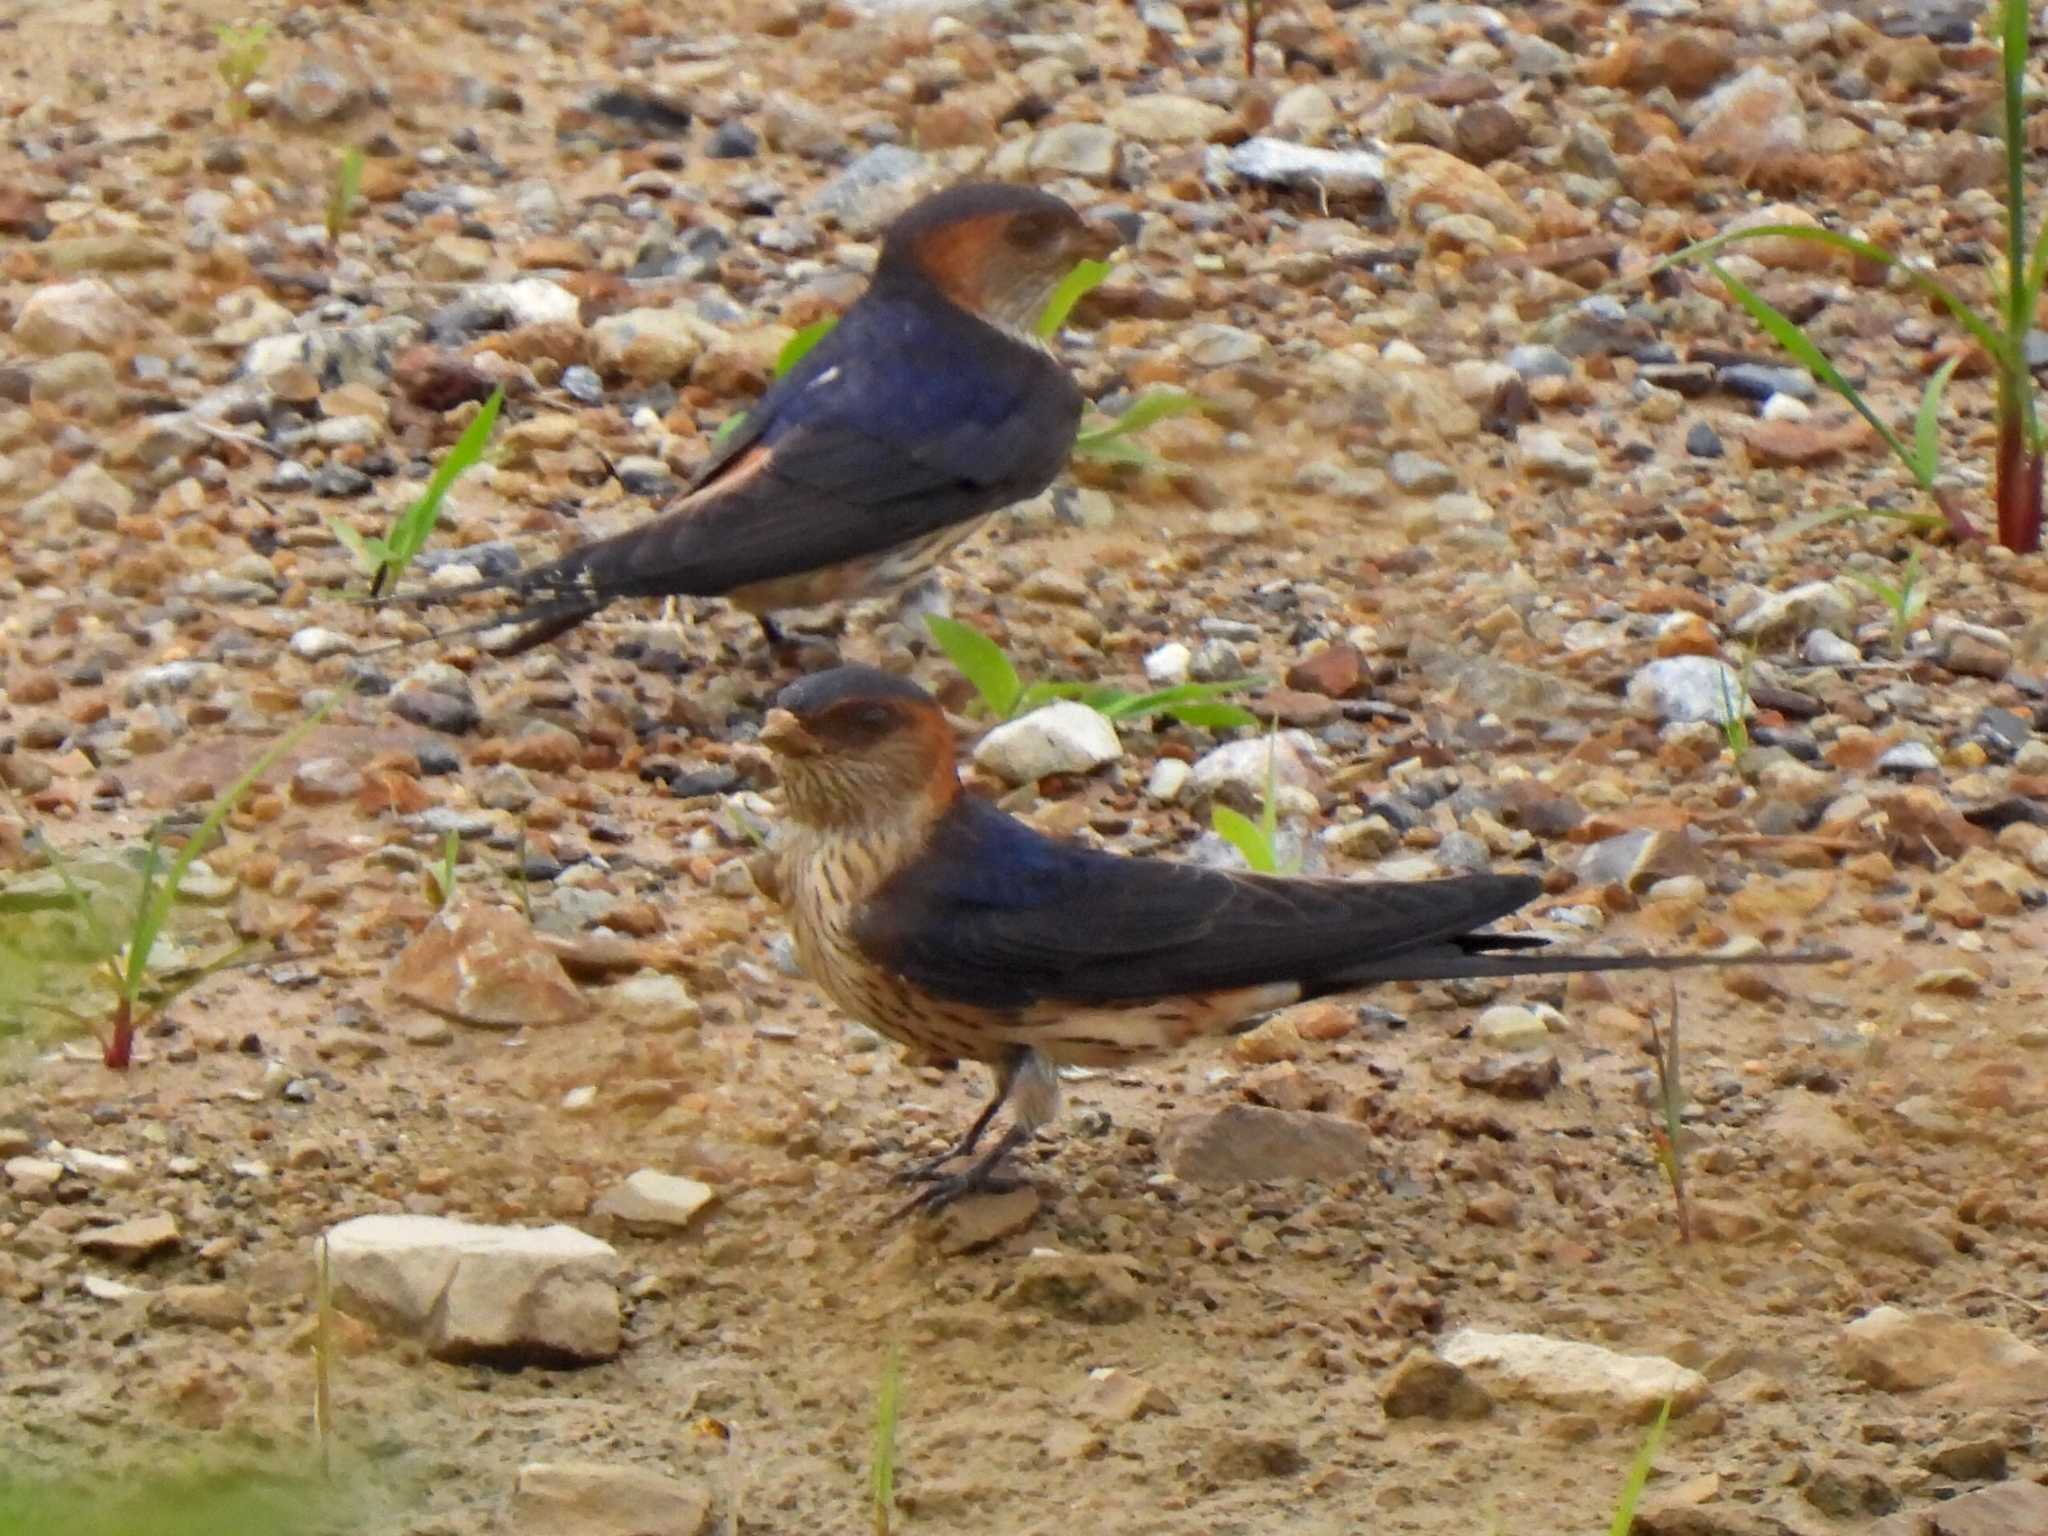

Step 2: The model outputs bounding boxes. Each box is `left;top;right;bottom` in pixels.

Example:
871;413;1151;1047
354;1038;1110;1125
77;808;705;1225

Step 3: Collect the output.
1995;408;2046;553
104;997;133;1070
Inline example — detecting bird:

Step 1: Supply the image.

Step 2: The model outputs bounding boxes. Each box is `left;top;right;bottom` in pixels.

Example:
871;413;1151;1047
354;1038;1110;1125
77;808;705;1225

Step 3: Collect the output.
758;665;1845;1215
394;182;1112;656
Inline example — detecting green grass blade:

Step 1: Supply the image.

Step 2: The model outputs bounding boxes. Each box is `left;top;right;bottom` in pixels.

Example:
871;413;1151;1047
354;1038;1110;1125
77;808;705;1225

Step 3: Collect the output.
1608;1398;1674;1536
123;698;339;1003
1036;258;1114;338
325;518;379;575
776;318;840;379
2023;204;2048;325
1071;434;1167;469
1079;389;1214;445
379;386;503;590
923;614;1022;716
1657;226;2007;369
1706;261;1920;480
325;146;364;242
1211;805;1277;873
870;1346;902;1536
2003;0;2028;333
1913;354;1962;484
1094;679;1257;721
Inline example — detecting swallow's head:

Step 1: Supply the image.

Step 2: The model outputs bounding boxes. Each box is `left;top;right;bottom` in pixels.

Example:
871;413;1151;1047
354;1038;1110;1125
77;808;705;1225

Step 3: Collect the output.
763;666;958;828
881;182;1118;340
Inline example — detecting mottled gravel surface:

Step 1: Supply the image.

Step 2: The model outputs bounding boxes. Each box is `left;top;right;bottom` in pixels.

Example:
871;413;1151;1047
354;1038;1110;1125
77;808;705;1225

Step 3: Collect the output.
5;0;2048;1531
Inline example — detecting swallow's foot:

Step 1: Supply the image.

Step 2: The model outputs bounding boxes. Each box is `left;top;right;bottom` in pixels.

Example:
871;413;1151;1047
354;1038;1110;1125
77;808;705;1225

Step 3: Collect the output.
888;1125;1030;1221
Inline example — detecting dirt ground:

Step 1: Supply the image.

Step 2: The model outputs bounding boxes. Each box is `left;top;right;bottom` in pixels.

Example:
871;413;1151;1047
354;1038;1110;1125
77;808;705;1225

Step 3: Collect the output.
5;0;2048;1531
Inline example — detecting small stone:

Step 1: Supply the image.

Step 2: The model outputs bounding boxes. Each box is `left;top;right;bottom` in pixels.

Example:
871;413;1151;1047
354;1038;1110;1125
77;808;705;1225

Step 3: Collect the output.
1733;581;1854;642
1028;122;1120;180
1804;629;1861;666
1107;93;1228;144
972;702;1121;785
1461;1052;1562;1100
1518;427;1598;484
1078;1367;1177;1422
1204;1432;1306;1482
1388;451;1459;494
1628;657;1750;725
509;1462;712;1536
1146;758;1191;803
594;1170;716;1231
1868;1483;2048;1536
326;1214;621;1366
1474;1004;1550;1051
607;972;700;1031
1802;1461;1898;1518
288;627;352;661
1439;1329;1708;1419
1161;1104;1375;1185
1928;1438;2008;1482
1286;644;1366;699
292;756;363;806
1690;65;1806;158
1224;138;1385;198
1001;1252;1144;1323
590;308;708;383
1144;642;1192;686
1684;421;1724;458
13;279;143;356
148;1284;252;1331
1187;732;1319;813
387;897;588;1028
75;1214;181;1266
933;1187;1041;1255
1382;1350;1494;1420
1941;629;2012;680
1838;1306;2048;1402
1878;740;1940;776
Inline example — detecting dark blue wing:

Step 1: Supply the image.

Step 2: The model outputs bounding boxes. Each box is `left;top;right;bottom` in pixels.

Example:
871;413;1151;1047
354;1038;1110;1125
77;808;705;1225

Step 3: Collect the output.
853;799;1546;1010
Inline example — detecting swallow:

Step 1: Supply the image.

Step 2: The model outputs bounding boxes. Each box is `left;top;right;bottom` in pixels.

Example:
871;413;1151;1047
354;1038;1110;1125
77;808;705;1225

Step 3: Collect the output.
398;182;1111;656
759;666;1844;1215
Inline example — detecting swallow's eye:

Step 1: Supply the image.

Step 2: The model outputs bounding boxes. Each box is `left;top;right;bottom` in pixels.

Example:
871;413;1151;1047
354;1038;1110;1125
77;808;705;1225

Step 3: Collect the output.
818;701;898;744
1004;211;1065;250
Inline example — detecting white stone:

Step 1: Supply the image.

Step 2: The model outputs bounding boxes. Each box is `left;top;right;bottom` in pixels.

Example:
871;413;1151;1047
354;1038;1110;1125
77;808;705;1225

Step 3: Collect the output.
1518;426;1599;485
14;279;144;356
1271;84;1338;140
607;972;700;1031
510;1462;713;1536
1733;580;1854;641
324;1214;621;1365
1475;1004;1549;1051
1439;1329;1708;1418
1108;93;1229;144
1760;392;1810;422
1627;656;1750;726
1146;758;1191;803
475;278;583;329
1144;642;1192;686
289;626;354;661
973;702;1122;784
590;308;712;383
1222;138;1386;198
1187;732;1321;810
1028;122;1120;180
595;1170;716;1230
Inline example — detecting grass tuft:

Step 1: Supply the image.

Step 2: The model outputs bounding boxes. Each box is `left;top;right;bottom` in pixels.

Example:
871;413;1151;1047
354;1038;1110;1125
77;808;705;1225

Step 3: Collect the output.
924;614;1258;729
332;386;503;598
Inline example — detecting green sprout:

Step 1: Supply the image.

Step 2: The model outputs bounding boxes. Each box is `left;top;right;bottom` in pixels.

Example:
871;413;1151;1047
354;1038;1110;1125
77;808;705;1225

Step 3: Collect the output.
314;1235;336;1482
325;147;364;245
1715;650;1752;766
1647;984;1690;1246
214;22;271;122
5;699;337;1069
870;1346;903;1536
1647;0;2042;551
1036;257;1113;337
1211;722;1301;874
425;828;460;910
1849;548;1931;654
924;613;1259;729
330;385;502;597
1073;389;1215;469
1607;1397;1674;1536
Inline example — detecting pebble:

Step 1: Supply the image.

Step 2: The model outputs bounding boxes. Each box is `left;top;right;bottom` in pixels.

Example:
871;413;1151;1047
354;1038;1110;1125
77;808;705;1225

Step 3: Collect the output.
1439;1329;1709;1418
1517;427;1598;484
1838;1306;2046;1403
972;702;1121;785
594;1170;716;1231
327;1215;619;1365
1382;1350;1494;1420
1144;642;1192;686
1628;657;1751;725
1161;1104;1376;1185
1877;740;1940;776
387;897;589;1028
509;1463;712;1536
75;1214;182;1266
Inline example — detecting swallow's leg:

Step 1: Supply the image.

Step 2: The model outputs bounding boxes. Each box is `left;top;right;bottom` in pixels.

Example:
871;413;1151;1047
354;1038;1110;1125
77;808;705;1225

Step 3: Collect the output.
892;1054;1020;1186
756;613;786;649
890;1122;1032;1221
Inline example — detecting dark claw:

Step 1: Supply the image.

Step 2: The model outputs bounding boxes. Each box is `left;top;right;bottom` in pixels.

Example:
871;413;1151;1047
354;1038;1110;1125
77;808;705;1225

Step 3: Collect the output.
888;1168;1028;1223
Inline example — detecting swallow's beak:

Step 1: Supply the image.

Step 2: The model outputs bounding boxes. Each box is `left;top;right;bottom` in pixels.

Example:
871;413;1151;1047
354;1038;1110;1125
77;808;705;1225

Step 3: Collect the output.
1081;217;1125;263
759;708;818;759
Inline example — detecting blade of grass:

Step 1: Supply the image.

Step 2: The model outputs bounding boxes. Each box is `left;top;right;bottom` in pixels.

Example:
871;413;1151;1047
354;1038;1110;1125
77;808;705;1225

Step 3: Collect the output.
1607;1397;1674;1536
870;1346;902;1536
1653;226;2007;371
1036;258;1114;337
1706;261;1922;482
372;386;503;596
121;699;339;1007
1211;805;1277;873
776;318;840;378
923;614;1022;716
1911;354;1962;484
1077;389;1215;446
